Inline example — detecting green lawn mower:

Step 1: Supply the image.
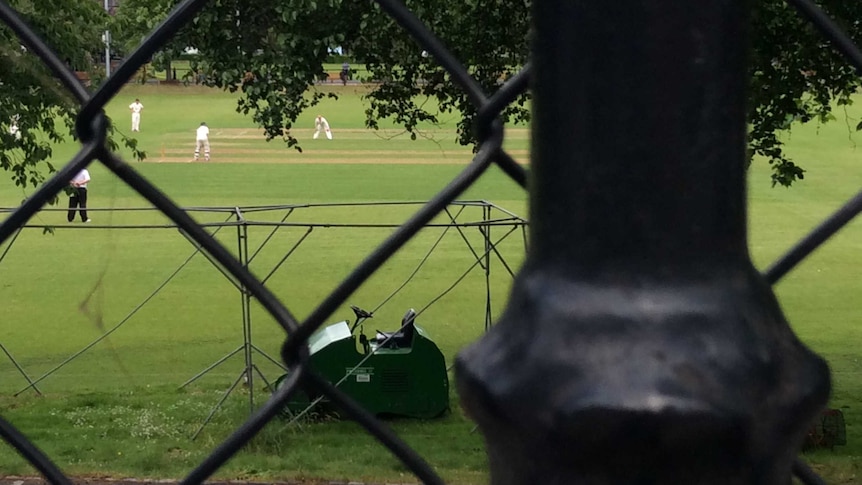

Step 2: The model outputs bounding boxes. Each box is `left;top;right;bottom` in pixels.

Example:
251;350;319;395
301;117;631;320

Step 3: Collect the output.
275;305;449;420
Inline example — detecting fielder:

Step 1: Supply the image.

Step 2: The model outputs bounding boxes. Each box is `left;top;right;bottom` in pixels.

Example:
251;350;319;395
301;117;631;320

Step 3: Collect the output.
313;115;332;139
129;98;143;132
9;115;20;140
194;122;210;161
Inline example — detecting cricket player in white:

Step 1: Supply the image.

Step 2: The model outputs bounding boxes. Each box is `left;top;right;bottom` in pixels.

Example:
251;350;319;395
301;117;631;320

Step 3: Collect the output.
9;115;20;140
129;98;143;132
313;115;332;139
194;122;210;161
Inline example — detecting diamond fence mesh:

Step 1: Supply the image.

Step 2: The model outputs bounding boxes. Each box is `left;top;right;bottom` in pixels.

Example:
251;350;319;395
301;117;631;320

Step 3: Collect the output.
1;0;861;483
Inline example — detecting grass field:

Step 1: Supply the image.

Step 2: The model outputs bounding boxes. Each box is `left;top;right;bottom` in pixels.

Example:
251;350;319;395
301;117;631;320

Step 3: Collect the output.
2;83;862;483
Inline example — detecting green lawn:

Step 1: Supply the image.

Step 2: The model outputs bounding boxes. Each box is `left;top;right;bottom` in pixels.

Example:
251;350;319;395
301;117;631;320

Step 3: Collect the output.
2;83;862;482
0;84;525;483
70;83;526;166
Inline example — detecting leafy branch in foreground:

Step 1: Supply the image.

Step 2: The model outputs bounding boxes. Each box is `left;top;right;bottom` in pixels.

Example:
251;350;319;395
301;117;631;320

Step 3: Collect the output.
6;0;862;189
0;0;145;194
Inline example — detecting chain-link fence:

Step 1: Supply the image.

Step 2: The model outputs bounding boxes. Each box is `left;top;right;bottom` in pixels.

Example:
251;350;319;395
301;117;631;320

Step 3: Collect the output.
2;0;862;483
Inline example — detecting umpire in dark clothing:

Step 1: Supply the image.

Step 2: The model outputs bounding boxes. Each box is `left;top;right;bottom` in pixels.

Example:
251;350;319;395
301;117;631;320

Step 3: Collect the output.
67;168;91;223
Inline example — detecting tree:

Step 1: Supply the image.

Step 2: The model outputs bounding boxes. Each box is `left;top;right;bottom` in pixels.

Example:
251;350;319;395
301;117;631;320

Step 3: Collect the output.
749;1;862;186
113;0;345;148
110;0;529;149
117;0;862;187
4;0;862;189
355;0;862;186
110;0;179;84
0;0;143;194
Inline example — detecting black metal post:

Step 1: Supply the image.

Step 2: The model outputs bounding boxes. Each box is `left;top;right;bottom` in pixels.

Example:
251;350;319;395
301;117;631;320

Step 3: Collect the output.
456;1;831;483
483;204;493;331
239;219;254;412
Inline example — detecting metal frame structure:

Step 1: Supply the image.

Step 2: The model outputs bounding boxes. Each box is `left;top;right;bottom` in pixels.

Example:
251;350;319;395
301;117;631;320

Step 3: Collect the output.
0;342;40;396
1;201;525;438
1;0;862;483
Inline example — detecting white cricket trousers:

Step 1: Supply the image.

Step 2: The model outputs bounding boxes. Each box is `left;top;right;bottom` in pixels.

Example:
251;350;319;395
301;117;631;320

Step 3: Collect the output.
195;139;210;161
131;113;141;131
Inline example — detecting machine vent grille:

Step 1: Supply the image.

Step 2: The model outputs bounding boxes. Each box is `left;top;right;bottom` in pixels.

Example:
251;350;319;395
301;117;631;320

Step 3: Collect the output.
382;370;409;393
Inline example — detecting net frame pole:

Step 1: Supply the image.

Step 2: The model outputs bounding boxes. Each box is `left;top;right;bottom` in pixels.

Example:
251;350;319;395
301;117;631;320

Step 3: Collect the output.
0;342;41;395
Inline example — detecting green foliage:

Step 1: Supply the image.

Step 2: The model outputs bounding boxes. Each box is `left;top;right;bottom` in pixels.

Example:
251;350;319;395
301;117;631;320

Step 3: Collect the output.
110;0;174;56
350;0;531;146
5;1;862;188
0;0;145;192
350;0;862;186
110;0;529;151
109;0;862;187
110;0;177;77
114;0;344;150
749;1;862;186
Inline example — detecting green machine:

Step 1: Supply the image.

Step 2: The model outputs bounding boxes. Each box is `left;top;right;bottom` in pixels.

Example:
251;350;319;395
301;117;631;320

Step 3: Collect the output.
277;306;449;419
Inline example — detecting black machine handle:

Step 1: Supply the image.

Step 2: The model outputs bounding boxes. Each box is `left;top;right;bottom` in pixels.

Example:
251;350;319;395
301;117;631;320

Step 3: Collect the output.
350;305;373;333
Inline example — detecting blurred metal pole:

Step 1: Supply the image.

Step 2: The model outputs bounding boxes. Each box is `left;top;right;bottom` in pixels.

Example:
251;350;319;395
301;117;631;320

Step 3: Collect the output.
456;1;831;483
103;0;111;77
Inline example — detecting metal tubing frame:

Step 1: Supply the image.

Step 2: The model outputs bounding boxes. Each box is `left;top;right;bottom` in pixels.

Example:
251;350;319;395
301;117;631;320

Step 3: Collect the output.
0;342;41;395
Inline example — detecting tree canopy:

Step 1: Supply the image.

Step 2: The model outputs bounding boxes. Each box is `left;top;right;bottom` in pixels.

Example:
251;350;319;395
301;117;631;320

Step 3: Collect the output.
0;0;143;194
750;1;861;185
2;0;861;189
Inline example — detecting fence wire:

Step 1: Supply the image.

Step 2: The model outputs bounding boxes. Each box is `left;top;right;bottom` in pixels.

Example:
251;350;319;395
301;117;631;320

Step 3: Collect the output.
0;0;860;483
